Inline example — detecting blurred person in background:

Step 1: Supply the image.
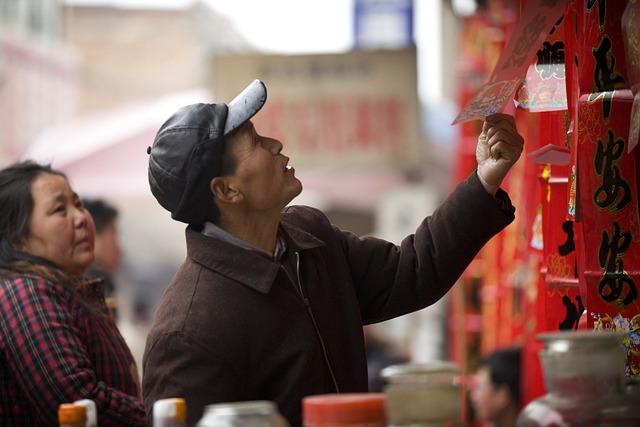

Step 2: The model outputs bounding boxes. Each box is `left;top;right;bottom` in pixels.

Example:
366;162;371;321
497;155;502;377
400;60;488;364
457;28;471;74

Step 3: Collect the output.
142;79;524;426
0;161;146;427
363;325;410;392
470;347;522;427
82;198;122;320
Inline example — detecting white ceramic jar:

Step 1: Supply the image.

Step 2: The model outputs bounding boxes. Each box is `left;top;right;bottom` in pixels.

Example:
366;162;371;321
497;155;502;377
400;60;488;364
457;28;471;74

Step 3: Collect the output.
381;361;462;426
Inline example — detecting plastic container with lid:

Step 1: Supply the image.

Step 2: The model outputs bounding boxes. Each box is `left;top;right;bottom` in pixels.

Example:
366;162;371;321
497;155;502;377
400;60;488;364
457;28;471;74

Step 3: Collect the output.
153;397;187;427
59;403;87;427
381;361;461;426
73;399;97;427
196;400;289;427
303;393;387;427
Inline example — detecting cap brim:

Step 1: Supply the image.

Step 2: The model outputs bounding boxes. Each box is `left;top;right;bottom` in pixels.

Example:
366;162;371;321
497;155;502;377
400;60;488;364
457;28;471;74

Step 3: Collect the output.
223;79;267;135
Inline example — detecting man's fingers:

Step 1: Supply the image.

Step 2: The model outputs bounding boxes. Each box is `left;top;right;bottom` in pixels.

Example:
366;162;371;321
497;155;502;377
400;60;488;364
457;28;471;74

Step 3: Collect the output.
486;129;524;161
485;113;516;124
487;130;523;149
481;114;523;161
484;117;519;138
489;143;502;159
489;140;520;161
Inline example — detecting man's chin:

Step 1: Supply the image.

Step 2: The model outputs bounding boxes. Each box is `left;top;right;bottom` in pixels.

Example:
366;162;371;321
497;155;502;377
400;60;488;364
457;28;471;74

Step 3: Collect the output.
293;180;303;199
283;182;303;206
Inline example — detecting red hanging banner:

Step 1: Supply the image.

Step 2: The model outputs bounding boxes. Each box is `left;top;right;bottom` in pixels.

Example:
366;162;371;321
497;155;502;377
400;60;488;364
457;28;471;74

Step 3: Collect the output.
540;165;584;331
577;0;629;115
575;0;640;378
564;0;580;221
622;0;640;151
529;111;583;333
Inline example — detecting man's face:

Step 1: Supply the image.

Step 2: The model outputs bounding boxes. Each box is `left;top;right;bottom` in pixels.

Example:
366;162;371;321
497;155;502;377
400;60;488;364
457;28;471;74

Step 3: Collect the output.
469;367;504;422
94;220;122;274
225;121;302;213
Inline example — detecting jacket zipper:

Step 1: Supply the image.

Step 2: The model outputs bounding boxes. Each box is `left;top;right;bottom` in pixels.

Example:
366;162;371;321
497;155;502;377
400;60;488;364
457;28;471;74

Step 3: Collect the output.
282;252;340;393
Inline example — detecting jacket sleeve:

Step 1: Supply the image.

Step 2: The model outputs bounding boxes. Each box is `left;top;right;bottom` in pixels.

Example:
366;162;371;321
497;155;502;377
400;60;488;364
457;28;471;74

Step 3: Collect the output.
335;171;515;324
143;332;242;427
0;275;146;427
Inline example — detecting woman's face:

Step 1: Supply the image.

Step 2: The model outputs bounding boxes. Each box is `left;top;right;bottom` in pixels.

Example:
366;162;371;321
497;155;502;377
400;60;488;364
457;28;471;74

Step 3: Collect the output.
20;173;95;276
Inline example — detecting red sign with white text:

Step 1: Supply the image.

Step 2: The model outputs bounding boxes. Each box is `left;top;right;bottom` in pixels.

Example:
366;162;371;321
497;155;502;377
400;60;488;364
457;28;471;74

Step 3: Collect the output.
212;49;421;170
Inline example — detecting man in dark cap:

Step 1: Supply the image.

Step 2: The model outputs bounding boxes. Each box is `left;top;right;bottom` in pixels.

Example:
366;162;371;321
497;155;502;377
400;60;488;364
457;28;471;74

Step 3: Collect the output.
82;198;122;319
470;347;522;427
143;79;524;426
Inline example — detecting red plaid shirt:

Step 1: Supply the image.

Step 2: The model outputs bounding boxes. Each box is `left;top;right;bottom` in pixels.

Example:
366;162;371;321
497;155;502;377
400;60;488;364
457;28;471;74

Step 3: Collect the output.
0;271;146;426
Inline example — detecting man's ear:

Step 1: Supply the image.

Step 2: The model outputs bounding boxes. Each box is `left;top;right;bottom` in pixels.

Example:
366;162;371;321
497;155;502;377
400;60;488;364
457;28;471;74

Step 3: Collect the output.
210;176;243;205
494;385;513;410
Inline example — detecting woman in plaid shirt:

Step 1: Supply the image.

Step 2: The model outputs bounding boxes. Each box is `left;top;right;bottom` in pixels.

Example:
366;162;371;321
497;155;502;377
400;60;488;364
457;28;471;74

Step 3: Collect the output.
0;161;146;426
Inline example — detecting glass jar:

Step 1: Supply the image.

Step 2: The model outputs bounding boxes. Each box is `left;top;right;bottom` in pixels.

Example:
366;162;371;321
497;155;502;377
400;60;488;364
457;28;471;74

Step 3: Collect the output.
153;397;187;427
516;331;640;427
196;401;289;427
381;361;461;426
73;400;97;427
303;393;386;427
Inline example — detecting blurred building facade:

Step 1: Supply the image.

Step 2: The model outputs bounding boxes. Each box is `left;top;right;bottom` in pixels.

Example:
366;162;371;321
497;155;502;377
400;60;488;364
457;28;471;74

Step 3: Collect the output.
61;1;249;114
0;0;249;166
0;0;77;164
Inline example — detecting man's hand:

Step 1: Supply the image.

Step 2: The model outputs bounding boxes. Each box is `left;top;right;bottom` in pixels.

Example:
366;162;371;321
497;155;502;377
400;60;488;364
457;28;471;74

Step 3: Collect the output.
476;114;524;195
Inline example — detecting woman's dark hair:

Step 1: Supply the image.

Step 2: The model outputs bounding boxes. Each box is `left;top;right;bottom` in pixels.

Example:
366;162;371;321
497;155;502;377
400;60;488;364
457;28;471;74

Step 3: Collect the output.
0;160;65;267
81;198;118;233
481;346;522;405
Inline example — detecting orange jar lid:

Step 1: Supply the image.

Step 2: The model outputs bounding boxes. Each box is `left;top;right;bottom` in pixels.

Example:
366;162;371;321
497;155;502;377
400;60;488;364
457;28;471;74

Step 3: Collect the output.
153;397;187;423
58;403;87;425
303;393;386;425
173;398;187;422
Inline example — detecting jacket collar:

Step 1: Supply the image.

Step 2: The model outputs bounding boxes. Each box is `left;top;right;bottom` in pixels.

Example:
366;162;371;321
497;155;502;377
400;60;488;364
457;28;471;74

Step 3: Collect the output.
280;215;325;252
185;218;324;294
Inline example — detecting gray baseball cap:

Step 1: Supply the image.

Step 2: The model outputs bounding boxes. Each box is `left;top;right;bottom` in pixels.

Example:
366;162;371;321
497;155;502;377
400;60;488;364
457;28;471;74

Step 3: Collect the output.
148;79;267;225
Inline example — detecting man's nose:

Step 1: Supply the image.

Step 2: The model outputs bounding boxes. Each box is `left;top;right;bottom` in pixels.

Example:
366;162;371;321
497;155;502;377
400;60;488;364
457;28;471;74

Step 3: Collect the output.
266;137;283;154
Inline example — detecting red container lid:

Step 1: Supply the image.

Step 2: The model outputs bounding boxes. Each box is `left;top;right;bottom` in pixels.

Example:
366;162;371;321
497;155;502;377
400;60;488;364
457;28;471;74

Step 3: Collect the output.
303;393;386;425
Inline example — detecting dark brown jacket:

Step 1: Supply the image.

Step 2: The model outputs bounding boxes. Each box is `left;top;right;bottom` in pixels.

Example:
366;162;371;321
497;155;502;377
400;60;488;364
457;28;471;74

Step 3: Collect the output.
142;172;515;427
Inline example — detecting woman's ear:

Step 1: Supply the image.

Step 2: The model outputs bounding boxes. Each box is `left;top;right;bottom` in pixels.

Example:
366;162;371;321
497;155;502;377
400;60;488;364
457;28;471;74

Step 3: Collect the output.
9;236;25;251
210;177;243;205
